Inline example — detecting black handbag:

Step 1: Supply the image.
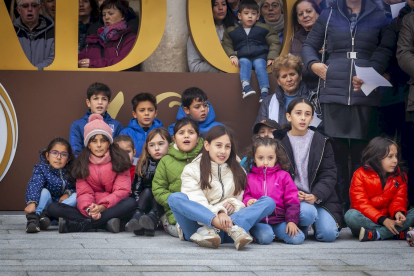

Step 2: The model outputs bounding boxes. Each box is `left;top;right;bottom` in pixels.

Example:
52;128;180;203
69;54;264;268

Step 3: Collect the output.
308;8;332;119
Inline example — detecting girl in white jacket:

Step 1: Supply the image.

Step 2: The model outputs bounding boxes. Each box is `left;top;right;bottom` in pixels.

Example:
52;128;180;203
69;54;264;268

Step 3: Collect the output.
168;125;276;250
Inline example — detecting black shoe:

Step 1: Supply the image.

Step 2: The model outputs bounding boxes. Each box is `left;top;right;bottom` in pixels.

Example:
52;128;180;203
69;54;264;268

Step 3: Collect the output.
106;218;120;233
127;210;144;231
139;211;158;231
26;212;40;233
134;229;145;236
144;229;155;237
58;217;92;233
39;212;51;231
359;227;378;242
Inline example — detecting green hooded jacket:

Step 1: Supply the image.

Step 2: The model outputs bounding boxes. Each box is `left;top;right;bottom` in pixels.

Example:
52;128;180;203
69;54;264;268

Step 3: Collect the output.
152;138;204;224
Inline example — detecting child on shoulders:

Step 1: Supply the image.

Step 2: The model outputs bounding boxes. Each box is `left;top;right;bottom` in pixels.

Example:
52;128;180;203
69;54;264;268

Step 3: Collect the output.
168;87;223;139
69;82;123;157
120;93;163;160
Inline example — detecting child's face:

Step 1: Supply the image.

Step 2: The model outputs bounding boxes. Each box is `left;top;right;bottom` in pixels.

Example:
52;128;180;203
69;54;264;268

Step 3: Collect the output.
88;134;110;157
133;101;158;128
86;93;110;115
258;126;275;138
204;134;231;165
117;141;136;164
148;133;170;160
381;144;398;174
238;8;259;28
254;145;277;168
46;143;70;170
183;100;209;122
286;103;313;135
173;124;200;153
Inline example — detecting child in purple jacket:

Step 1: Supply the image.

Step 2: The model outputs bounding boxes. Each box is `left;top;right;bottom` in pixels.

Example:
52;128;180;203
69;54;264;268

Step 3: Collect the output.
243;136;304;245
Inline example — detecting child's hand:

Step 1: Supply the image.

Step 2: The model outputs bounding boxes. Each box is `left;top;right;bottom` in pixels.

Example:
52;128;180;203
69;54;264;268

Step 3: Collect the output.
305;194;318;205
218;212;233;229
384;218;399;235
247;199;257;207
24;203;36;214
298;191;306;202
88;203;100;215
286;222;301;237
395;212;406;227
230;56;239;68
267;59;274;67
91;212;101;220
78;58;90;68
223;202;235;215
59;194;69;203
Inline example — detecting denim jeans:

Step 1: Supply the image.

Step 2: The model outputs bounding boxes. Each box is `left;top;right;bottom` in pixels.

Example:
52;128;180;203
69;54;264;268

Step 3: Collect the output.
345;209;414;240
239;58;270;90
250;222;305;245
167;192;276;243
299;202;339;242
36;188;77;215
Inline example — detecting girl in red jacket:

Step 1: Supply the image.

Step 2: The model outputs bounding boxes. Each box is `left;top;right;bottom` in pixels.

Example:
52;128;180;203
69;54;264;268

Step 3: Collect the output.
345;137;414;241
48;114;136;233
243;137;304;245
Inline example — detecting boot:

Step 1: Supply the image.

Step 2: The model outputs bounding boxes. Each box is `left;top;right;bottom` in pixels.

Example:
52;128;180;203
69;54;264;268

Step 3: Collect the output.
106;218;120;233
139;210;159;236
134;229;145;236
58;217;92;233
26;212;40;233
127;209;144;231
39;211;51;231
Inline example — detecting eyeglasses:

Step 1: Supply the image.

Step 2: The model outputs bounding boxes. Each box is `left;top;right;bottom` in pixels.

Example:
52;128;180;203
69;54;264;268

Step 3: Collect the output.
262;3;280;10
19;3;40;9
49;150;69;159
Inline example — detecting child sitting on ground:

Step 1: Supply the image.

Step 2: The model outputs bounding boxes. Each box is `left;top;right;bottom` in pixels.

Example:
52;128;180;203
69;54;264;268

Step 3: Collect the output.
114;135;137;182
222;0;281;102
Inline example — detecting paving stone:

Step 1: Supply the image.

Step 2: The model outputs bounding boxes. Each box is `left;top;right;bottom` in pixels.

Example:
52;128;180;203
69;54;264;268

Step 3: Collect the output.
366;271;414;276
1;260;131;266
129;259;239;266
142;273;255;276
255;272;367;276
0;272;28;276
208;265;321;272
0;266;100;272
236;259;347;266
28;273;144;276
100;265;213;272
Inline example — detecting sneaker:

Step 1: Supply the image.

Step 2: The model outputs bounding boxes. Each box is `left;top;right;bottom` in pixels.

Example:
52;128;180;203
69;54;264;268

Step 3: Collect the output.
58;217;92;233
167;224;179;238
106;218;121;233
359;227;378;242
39;214;51;231
228;225;253;250
242;85;256;99
190;226;221;248
177;223;185;241
393;229;409;240
259;91;269;103
134;229;145;236
26;212;40;233
160;214;169;232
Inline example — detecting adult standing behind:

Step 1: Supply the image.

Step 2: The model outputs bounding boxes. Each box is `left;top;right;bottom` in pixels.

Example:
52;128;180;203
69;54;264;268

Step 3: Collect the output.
228;0;241;16
302;0;394;214
289;0;321;90
78;0;137;68
259;0;285;42
42;0;55;21
78;0;100;53
256;54;309;125
14;0;55;70
187;0;236;73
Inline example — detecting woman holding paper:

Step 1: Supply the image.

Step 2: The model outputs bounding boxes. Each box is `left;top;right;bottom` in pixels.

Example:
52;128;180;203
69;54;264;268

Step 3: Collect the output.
301;0;394;217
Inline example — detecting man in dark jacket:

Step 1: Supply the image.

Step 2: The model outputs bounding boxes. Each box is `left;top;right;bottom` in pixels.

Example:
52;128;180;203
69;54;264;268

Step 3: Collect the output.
13;0;54;70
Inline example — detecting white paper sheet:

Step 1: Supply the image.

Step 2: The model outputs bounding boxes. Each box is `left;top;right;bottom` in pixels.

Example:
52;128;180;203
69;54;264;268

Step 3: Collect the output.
310;112;322;128
354;65;392;96
391;2;406;19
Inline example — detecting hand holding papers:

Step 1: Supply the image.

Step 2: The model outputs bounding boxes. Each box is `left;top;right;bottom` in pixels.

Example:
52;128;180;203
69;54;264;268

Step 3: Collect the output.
354;65;392;96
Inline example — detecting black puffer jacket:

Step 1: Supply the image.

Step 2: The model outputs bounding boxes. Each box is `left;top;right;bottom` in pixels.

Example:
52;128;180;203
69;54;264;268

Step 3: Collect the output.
302;0;393;106
274;127;343;230
131;158;159;201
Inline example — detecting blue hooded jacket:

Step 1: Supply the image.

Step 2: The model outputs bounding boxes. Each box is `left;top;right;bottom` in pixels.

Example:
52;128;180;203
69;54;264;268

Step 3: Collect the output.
120;118;163;157
25;153;76;206
69;111;123;157
168;101;224;138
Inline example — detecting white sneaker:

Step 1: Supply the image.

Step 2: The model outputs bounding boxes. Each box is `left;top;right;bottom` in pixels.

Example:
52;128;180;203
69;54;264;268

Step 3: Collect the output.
190;226;221;249
160;214;179;238
176;223;185;241
228;225;253;250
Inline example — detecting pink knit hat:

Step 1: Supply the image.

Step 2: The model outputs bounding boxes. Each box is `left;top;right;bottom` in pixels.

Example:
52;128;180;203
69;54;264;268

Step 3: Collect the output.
83;114;113;147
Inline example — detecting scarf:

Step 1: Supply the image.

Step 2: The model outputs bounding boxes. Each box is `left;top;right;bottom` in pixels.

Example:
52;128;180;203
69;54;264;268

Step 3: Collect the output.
265;16;284;37
97;20;127;43
89;150;111;165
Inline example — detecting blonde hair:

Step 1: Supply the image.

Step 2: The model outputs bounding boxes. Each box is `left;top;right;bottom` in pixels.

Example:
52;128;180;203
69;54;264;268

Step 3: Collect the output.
272;54;303;79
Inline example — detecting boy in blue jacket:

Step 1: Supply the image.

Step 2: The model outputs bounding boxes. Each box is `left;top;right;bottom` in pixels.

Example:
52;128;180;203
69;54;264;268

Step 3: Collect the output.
69;82;123;157
120;93;163;161
168;87;223;138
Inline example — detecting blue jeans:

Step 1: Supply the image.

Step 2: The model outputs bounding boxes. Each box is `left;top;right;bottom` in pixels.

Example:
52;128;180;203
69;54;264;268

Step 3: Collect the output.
36;188;77;215
299;202;339;242
239;58;270;90
168;192;276;243
250;222;305;245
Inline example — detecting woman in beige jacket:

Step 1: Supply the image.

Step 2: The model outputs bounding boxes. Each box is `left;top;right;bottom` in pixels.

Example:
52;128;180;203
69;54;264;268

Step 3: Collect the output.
167;125;276;250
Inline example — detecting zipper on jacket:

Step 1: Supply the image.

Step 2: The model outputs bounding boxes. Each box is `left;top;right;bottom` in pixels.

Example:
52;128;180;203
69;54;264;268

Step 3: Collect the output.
310;137;327;190
59;169;66;194
218;165;225;202
263;167;269;224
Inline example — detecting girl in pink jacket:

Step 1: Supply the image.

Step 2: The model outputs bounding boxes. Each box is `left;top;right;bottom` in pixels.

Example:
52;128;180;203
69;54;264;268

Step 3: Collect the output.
243;137;304;245
48;114;136;233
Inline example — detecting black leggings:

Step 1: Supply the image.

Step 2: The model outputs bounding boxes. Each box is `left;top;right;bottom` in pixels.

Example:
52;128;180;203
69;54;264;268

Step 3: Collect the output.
48;197;136;228
136;188;161;213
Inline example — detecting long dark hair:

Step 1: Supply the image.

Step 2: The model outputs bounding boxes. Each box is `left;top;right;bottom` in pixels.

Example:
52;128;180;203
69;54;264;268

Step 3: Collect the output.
173;117;200;136
244;136;289;173
281;97;314;129
291;0;321;32
361;137;406;183
211;0;237;28
199;125;247;196
89;0;100;21
42;138;75;181
72;134;131;179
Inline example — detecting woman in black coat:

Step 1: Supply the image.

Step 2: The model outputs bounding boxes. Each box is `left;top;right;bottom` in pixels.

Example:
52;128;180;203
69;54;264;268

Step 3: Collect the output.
301;0;394;214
